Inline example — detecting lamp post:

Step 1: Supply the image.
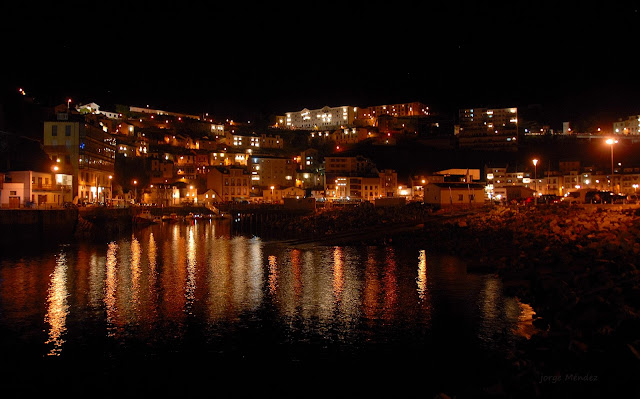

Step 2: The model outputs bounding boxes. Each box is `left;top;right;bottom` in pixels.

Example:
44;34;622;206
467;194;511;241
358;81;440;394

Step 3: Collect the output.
108;175;113;206
605;138;618;191
532;159;538;205
52;165;60;206
133;180;138;204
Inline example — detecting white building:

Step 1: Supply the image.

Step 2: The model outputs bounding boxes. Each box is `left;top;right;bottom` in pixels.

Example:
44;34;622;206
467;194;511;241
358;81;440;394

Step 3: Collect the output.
76;102;121;119
613;115;640;136
1;171;73;207
285;106;357;130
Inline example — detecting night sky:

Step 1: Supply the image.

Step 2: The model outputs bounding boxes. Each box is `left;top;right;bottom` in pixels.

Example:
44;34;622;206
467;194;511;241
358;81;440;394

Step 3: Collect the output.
3;1;640;126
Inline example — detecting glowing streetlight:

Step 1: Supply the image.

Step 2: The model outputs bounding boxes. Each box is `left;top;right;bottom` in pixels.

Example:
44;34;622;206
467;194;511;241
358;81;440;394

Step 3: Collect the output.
606;138;618;189
108;175;113;204
532;159;538;205
133;180;138;204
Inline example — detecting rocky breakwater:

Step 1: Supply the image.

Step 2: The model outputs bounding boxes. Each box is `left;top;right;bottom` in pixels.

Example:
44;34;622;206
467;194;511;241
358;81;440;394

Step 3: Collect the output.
268;202;434;243
406;204;640;397
75;207;136;239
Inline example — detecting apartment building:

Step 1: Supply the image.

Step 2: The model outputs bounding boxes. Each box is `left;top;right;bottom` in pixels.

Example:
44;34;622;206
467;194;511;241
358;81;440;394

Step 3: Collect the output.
458;107;519;149
285;106;357;130
613;115;640;135
357;102;430;126
43;112;116;203
248;156;296;188
1;170;73;207
207;167;251;202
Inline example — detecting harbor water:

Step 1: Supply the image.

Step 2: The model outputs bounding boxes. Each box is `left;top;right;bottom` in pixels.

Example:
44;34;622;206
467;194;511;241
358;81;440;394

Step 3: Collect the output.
0;218;535;397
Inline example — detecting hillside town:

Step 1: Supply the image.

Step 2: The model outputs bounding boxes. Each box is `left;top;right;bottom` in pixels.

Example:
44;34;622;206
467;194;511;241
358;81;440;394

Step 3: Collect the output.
2;91;640;210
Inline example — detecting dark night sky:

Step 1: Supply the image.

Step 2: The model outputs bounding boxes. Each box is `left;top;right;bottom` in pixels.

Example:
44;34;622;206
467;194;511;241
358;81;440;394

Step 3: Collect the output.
2;1;640;126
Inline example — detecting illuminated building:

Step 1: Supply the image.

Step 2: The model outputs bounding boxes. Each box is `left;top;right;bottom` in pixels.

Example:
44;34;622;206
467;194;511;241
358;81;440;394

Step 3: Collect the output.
116;136;149;158
285;106;358;130
423;182;486;207
356;102;429;126
484;165;533;200
323;156;378;200
75;102;121;119
331;127;370;144
295;170;323;189
1;171;72;207
299;148;319;170
379;169;398;198
409;175;445;201
206;167;250;202
613;115;640;135
248;156;296;188
43;112;116;203
457;107;518;149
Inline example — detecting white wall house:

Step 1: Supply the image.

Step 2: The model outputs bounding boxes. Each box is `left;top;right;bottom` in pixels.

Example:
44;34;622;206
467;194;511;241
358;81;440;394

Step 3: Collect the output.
285;106;357;130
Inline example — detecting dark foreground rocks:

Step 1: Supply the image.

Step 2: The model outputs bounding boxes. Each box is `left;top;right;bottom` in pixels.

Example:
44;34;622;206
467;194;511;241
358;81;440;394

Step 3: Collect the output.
396;204;640;398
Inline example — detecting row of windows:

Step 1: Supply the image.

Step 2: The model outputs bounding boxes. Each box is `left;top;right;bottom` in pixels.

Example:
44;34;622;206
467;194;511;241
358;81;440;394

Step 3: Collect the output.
224;178;249;186
224;187;249;195
51;125;72;136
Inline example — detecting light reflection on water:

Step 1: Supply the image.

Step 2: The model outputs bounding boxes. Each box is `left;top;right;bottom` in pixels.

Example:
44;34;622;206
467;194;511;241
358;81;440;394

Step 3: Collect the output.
44;251;69;356
1;220;536;367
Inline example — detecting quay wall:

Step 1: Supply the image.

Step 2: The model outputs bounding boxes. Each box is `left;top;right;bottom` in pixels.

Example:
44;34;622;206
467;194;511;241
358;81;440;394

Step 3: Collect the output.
0;208;78;243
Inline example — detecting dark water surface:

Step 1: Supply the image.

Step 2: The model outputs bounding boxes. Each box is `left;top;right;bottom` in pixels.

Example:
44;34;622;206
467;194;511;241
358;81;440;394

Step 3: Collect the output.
0;219;535;397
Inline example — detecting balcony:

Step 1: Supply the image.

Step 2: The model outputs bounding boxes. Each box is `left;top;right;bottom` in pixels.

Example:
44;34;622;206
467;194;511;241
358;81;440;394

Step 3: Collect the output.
32;184;70;192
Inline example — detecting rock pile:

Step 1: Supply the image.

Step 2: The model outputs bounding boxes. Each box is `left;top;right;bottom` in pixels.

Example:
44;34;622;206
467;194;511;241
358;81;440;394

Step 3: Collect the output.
269;202;434;239
407;204;640;397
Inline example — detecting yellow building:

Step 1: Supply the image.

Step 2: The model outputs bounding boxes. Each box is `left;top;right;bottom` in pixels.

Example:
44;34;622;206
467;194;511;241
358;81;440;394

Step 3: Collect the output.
43;112;116;203
207;167;251;202
424;183;485;207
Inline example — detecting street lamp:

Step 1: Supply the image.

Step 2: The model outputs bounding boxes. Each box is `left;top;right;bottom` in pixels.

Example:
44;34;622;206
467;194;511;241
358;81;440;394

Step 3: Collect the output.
133;180;138;204
108;175;113;205
606;138;618;190
532;159;538;204
52;165;60;206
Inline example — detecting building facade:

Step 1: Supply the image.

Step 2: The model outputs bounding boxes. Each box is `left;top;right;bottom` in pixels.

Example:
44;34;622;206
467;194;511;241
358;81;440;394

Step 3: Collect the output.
458;107;518;149
613;115;640;135
424;183;485;207
43;112;116;203
356;102;430;126
0;171;73;207
207;167;251;202
249;156;296;188
285;106;357;130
